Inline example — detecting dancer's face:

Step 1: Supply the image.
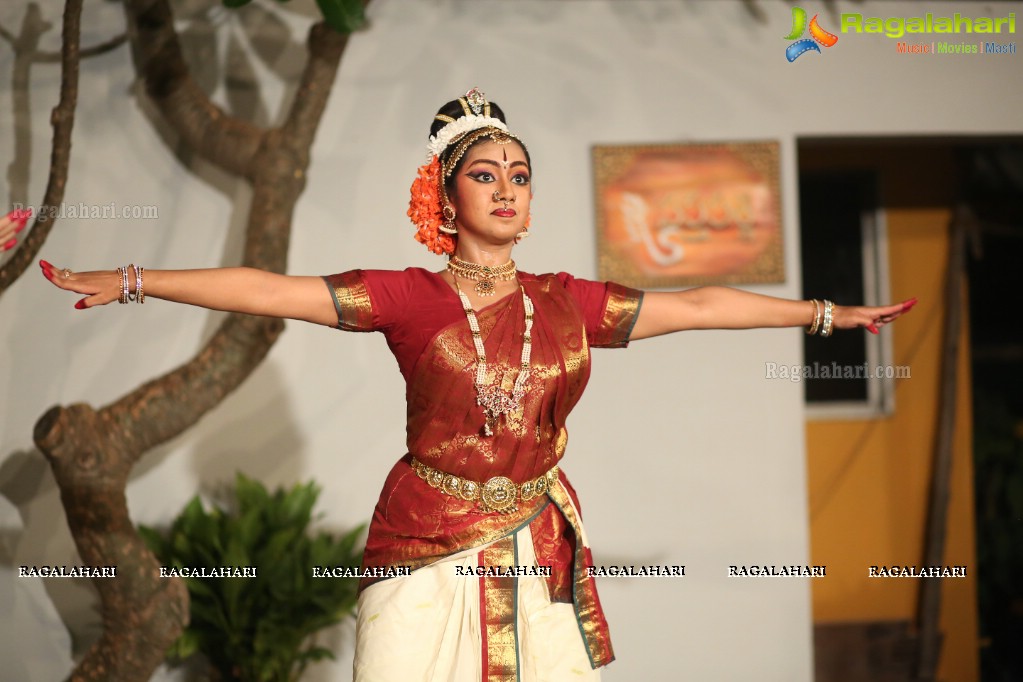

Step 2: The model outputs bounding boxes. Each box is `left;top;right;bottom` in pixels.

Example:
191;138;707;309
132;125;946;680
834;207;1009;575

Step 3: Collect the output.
449;139;531;247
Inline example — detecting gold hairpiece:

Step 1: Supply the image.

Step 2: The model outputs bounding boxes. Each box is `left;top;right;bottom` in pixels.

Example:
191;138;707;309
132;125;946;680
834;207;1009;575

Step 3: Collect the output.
442;128;523;178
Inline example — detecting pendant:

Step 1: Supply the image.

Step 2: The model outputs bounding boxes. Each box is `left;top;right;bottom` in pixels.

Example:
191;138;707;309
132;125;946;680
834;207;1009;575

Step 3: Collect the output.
474;278;496;296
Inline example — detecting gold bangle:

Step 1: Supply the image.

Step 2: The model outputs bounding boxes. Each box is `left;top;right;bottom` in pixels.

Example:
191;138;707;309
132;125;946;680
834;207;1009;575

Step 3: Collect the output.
807;299;821;335
117;266;129;304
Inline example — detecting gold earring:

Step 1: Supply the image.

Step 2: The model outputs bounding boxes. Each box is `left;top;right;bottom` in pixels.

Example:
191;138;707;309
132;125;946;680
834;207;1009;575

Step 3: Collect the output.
440;204;458;234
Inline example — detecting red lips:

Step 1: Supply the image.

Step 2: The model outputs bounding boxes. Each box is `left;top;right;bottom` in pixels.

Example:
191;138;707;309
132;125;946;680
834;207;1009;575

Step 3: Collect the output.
492;209;516;218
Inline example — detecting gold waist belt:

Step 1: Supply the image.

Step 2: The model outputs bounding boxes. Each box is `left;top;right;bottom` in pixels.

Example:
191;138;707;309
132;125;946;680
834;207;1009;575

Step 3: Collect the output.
410;457;559;514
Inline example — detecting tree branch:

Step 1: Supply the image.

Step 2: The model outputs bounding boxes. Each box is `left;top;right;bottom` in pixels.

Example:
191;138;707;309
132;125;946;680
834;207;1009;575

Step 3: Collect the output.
282;22;349;149
2;5;50;210
0;20;128;61
36;32;129;62
95;17;353;453
0;1;77;296
34;403;190;682
28;0;359;675
122;0;263;177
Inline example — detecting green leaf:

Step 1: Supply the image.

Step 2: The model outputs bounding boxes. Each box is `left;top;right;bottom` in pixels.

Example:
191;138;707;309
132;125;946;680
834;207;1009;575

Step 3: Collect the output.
169;629;202;660
184;575;216;599
235;472;270;515
277;480;318;528
314;0;367;34
179;496;207;529
261;526;302;562
138;474;365;680
235;507;263;549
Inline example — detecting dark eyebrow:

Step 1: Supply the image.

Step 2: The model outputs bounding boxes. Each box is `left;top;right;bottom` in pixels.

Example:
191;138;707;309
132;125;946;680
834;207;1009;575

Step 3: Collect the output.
465;159;530;171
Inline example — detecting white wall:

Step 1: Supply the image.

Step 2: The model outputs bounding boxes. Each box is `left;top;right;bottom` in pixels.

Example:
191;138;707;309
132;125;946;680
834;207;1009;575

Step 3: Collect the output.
1;1;1019;680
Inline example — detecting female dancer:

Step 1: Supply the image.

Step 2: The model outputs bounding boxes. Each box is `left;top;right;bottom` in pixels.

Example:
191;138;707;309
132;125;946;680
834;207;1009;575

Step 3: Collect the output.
39;89;914;680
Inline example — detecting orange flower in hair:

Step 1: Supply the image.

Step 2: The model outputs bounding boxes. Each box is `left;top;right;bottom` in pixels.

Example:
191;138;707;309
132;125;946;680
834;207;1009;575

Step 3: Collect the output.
408;156;455;255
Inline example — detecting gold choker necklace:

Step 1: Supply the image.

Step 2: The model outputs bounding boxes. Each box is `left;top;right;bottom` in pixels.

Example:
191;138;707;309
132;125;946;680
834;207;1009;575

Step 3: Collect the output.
447;256;517;296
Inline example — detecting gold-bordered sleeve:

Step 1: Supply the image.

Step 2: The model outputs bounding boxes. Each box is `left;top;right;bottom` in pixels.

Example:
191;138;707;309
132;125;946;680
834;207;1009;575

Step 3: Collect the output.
591;283;643;348
322;271;375;332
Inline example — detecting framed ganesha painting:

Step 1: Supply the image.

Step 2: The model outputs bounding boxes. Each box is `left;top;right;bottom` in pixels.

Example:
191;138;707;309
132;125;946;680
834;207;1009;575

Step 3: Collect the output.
593;141;784;288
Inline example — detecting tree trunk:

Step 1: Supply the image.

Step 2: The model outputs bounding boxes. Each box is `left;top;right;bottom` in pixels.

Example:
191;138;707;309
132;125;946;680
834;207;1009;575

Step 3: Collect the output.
27;0;354;677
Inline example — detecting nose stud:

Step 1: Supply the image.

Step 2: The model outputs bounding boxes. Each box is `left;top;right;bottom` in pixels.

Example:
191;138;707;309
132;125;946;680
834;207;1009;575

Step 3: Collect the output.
492;190;515;205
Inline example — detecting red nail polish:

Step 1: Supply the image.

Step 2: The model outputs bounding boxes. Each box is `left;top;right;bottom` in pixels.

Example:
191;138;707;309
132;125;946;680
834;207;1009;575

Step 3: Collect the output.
4;210;16;221
40;259;52;268
866;324;878;334
74;300;87;310
2;238;15;250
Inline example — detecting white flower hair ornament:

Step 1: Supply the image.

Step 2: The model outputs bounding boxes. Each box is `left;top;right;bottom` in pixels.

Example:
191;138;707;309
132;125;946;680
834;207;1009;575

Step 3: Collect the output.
426;115;509;161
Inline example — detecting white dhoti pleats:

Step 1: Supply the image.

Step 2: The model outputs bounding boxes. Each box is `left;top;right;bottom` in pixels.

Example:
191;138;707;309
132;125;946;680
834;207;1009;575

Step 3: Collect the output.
354;525;601;682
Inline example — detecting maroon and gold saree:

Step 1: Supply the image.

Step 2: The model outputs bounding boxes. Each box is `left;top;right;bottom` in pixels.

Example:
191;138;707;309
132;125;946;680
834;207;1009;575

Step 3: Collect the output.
322;268;642;681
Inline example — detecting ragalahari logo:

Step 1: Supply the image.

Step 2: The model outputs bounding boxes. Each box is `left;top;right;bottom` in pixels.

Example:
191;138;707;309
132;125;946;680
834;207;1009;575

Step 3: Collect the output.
784;7;839;61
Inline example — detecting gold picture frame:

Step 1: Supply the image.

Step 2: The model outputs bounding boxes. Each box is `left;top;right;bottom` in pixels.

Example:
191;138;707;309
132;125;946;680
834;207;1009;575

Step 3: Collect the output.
593;141;784;288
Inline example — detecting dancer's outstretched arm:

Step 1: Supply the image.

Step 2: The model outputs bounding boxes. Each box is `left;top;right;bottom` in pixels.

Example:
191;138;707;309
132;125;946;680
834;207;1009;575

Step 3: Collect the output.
39;261;337;327
630;286;916;341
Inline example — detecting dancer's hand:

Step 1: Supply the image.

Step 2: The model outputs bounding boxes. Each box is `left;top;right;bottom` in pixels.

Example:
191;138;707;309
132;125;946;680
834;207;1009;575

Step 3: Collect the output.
39;260;125;309
0;209;32;251
832;298;917;334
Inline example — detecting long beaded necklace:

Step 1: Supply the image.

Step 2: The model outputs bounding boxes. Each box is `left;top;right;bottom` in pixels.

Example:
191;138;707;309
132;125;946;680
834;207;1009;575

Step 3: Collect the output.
447;256;517;297
453;276;534;436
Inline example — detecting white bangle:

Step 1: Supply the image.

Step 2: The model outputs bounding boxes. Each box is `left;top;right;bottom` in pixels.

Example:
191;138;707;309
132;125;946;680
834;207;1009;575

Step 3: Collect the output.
820;300;835;337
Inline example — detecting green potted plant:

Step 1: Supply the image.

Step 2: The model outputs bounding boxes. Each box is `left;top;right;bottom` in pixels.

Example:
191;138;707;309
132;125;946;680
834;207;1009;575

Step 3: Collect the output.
139;473;365;681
